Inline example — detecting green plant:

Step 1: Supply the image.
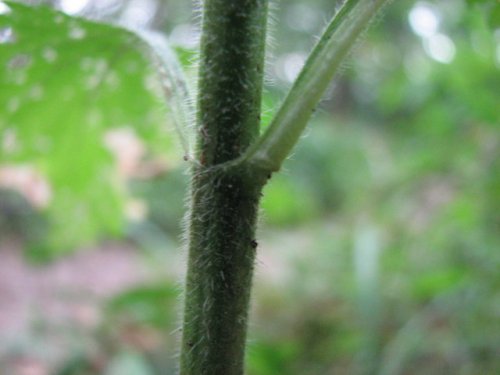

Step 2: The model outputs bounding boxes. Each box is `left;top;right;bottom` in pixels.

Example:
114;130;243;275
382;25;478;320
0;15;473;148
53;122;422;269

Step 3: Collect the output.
0;0;391;373
180;1;390;373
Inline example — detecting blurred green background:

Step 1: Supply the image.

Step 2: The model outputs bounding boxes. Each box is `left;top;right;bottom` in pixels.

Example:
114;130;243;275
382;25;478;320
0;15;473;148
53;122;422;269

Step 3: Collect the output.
0;0;499;374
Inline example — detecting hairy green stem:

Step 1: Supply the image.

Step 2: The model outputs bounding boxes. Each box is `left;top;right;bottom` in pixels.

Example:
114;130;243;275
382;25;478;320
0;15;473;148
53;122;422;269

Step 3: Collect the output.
179;0;392;372
179;1;269;374
243;0;391;172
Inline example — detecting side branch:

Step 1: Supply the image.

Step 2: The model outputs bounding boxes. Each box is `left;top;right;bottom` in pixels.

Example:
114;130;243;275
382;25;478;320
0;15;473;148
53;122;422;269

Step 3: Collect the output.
242;0;391;172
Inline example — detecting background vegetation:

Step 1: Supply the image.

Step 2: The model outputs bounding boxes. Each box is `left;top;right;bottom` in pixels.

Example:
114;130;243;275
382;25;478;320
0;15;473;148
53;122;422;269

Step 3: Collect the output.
0;0;498;374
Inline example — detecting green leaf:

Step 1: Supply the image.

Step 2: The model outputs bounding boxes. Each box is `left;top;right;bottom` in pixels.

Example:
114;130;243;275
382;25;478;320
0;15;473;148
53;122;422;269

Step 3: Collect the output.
487;3;500;28
466;0;500;28
466;0;495;5
105;351;154;375
0;2;182;258
136;29;194;157
105;284;179;328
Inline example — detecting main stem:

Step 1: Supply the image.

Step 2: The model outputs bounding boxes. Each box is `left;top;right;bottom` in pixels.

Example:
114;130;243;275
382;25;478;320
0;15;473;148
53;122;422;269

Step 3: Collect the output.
179;1;269;374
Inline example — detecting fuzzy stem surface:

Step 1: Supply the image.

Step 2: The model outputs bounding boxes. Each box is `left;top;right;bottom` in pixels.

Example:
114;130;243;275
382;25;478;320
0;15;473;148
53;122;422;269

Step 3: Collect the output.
179;1;269;374
243;0;391;172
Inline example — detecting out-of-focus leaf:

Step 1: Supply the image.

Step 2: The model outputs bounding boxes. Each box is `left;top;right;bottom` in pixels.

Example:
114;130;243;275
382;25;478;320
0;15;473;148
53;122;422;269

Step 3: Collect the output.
56;355;94;375
487;3;500;28
466;0;500;28
105;351;154;375
261;174;318;226
412;269;466;300
0;2;184;258
466;0;489;4
0;188;47;240
136;29;194;157
247;341;298;375
106;284;179;327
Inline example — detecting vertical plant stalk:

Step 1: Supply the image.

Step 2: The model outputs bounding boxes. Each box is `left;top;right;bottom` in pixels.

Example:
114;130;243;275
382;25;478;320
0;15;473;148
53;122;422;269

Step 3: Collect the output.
179;0;269;374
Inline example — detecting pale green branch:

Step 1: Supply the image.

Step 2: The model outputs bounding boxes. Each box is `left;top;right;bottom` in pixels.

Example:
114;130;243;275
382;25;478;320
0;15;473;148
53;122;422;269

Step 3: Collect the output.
243;0;391;172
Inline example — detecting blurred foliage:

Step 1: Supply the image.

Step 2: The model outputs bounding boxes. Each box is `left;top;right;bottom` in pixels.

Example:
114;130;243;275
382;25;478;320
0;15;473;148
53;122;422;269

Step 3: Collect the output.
105;284;178;329
0;0;499;374
466;0;500;28
0;2;176;259
246;1;500;374
0;188;47;241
